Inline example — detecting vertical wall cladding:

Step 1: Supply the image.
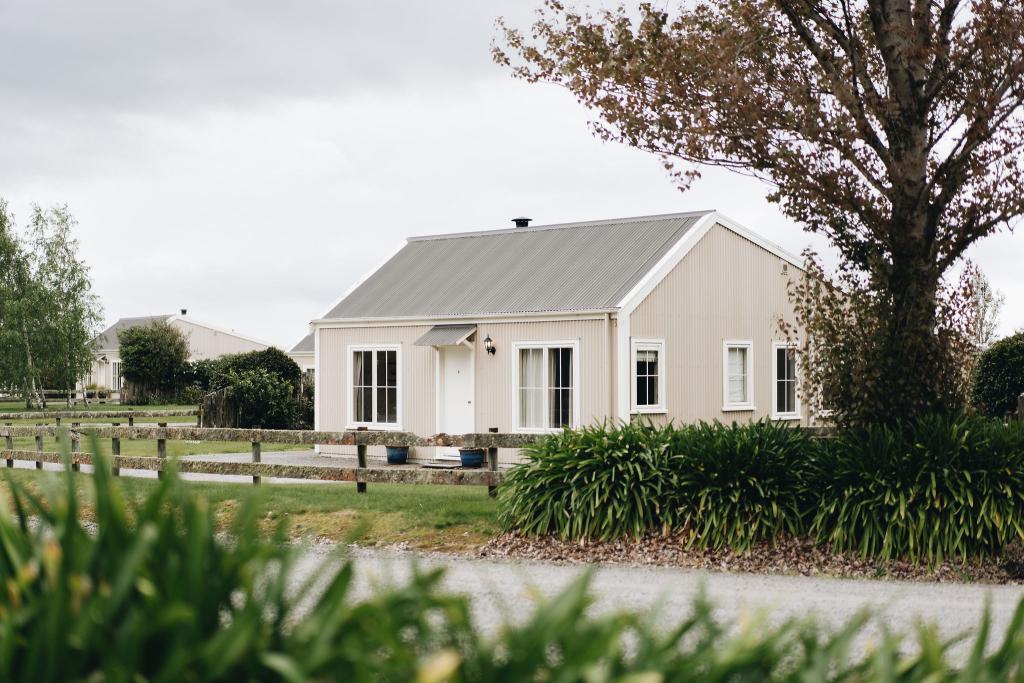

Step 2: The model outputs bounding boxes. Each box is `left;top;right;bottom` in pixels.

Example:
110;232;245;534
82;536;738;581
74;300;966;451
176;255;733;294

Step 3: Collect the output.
171;320;268;360
629;224;806;426
474;317;615;465
317;325;435;457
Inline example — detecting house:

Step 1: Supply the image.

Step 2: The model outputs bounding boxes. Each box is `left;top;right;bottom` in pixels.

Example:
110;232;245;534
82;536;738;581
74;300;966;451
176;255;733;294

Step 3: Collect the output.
89;310;270;390
309;211;807;463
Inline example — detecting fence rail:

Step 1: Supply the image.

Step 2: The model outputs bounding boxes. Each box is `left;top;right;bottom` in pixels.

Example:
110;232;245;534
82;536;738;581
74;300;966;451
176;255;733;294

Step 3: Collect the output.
0;409;198;422
0;424;524;493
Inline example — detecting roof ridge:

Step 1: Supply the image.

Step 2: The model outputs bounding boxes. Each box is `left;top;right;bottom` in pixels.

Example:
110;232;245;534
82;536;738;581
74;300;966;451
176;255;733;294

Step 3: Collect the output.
407;210;715;242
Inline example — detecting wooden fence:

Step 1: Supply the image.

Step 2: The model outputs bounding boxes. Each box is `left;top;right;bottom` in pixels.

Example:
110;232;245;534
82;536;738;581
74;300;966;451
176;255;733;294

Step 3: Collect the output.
0;409;199;424
0;424;532;495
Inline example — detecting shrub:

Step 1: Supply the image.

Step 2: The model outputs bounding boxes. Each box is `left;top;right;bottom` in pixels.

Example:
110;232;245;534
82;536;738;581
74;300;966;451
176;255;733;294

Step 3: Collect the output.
227;367;300;429
118;321;190;399
216;347;300;389
809;414;1024;563
973;331;1024;417
498;421;678;540
669;420;814;551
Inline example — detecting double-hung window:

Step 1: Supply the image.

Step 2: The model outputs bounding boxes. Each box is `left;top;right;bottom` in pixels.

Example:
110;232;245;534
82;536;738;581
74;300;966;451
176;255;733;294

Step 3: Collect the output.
631;339;665;412
348;345;400;428
772;342;800;419
516;342;578;431
111;361;122;391
722;341;754;411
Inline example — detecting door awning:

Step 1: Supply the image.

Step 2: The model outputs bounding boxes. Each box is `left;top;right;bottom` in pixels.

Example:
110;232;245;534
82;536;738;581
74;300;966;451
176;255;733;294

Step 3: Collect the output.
413;324;476;347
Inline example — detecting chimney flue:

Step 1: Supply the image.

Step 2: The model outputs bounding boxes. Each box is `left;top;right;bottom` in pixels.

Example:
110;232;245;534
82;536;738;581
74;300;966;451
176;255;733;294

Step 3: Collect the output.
512;217;532;228
180;308;187;316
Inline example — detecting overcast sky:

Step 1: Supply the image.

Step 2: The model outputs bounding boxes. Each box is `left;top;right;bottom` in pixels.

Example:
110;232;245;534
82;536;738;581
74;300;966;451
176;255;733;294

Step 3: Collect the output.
1;1;1020;348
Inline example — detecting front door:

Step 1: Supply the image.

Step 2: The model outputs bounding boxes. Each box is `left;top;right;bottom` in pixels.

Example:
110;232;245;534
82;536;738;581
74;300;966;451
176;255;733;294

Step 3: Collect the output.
439;345;474;458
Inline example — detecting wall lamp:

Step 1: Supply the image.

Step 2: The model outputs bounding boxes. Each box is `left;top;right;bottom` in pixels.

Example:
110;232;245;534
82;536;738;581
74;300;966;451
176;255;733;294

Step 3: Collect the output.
483;335;496;355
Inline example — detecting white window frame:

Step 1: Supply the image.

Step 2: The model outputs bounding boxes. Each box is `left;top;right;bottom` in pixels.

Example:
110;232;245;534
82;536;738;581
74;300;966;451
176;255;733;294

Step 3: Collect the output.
631;338;666;414
722;340;755;412
111;361;122;391
346;344;402;430
771;341;801;420
513;340;581;433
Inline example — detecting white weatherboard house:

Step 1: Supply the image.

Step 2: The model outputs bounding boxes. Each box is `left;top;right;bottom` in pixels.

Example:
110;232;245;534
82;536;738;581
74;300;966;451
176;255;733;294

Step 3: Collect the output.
89;311;271;390
309;211;807;463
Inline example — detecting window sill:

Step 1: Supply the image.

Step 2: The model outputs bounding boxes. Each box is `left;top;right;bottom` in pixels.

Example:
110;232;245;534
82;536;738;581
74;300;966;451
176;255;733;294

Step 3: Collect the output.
346;423;403;432
514;427;572;435
771;413;802;421
721;404;755;412
631;407;667;415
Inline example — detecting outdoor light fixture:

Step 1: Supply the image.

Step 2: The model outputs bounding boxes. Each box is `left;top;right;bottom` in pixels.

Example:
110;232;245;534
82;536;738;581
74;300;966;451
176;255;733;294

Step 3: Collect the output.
484;335;496;355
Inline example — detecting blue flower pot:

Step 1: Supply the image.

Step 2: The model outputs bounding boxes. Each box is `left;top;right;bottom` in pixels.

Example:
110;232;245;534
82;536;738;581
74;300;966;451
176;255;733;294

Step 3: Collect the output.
386;446;409;465
459;448;485;468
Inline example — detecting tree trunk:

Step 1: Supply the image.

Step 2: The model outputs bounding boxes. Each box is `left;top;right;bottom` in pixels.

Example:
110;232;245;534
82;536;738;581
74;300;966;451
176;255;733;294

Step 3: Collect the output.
19;319;44;409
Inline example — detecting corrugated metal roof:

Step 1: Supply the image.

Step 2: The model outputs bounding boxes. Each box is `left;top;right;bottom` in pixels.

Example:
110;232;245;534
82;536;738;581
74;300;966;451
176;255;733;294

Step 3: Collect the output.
324;212;709;319
413;324;476;347
290;332;314;354
92;315;172;350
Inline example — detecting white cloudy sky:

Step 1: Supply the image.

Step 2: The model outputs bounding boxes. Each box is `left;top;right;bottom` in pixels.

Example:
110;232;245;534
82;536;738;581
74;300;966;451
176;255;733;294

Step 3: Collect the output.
1;1;1020;348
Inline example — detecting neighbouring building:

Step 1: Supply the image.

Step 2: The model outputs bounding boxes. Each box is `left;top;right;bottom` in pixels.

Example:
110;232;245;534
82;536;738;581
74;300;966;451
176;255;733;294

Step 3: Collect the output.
308;211;808;464
288;332;315;374
89;310;270;390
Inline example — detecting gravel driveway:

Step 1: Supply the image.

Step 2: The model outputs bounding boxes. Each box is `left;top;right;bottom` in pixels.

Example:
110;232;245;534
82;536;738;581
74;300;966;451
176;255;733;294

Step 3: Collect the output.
292;546;1024;660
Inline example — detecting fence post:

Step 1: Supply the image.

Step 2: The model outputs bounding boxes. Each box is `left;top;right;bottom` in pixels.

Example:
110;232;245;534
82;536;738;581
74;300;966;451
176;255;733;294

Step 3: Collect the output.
356;426;368;494
157;422;167;479
111;422;121;476
128;414;134;427
252;435;261;486
487;427;499;498
4;423;12;468
35;424;43;469
70;422;80;472
55;416;61;427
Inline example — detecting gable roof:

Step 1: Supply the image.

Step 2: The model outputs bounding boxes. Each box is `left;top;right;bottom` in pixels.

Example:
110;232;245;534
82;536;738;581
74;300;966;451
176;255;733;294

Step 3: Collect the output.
290;332;314;354
93;314;273;352
321;211;714;320
93;315;172;350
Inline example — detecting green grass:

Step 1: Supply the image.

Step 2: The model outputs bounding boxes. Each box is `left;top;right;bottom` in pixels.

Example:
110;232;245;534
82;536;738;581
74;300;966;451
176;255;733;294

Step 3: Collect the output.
1;468;499;551
6;435;307;457
1;415;198;425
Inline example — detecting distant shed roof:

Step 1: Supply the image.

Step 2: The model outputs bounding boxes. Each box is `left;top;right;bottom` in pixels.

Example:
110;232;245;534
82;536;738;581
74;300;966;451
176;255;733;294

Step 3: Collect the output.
93;315;172;350
323;212;710;320
290;332;314;354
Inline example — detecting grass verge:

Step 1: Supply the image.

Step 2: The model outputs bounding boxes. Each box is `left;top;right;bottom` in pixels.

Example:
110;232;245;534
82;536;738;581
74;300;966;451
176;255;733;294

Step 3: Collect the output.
0;468;498;552
6;435;308;457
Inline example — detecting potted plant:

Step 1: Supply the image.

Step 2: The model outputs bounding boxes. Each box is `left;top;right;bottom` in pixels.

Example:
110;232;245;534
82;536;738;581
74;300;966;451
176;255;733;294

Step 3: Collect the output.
386;445;409;465
458;448;485;468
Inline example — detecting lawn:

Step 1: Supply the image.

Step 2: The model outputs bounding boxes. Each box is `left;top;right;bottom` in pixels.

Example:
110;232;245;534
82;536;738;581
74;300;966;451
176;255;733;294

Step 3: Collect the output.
0;468;499;552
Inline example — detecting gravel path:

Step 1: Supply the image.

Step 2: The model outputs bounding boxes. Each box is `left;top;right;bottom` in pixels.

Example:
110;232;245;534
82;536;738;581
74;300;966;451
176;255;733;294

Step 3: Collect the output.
292;546;1024;659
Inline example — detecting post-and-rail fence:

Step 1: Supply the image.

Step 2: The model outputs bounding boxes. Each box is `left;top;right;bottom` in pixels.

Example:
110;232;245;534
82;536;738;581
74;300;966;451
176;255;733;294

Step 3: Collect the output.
0;420;535;495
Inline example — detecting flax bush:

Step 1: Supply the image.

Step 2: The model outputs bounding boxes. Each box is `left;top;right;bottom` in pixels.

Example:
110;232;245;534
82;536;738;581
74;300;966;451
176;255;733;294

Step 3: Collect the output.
498;421;678;540
669;420;814;551
809;414;1024;563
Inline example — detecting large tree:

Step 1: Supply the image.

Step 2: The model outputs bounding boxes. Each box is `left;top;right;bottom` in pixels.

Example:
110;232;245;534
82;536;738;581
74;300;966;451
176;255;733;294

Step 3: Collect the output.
496;1;1024;421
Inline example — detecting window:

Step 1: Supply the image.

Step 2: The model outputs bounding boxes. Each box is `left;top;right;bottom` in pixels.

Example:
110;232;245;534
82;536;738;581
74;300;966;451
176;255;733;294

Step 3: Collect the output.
631;339;665;412
111;361;122;391
773;342;799;419
722;341;753;410
516;342;578;431
348;346;400;428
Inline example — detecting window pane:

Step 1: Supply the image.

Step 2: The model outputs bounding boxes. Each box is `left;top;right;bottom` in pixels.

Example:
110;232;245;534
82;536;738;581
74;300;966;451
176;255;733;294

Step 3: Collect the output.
648;376;658;406
548;348;573;428
635;348;659;406
519;348;544;429
378;350;397;387
637;372;649;406
354;387;372;423
727;347;747;403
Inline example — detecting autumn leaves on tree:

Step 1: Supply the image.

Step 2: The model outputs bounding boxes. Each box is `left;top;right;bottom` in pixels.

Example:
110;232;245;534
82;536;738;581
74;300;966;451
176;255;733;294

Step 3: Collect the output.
496;0;1024;424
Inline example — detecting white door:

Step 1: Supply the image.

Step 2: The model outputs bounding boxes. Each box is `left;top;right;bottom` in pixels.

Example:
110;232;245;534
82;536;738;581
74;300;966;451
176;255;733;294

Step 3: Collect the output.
439;345;474;458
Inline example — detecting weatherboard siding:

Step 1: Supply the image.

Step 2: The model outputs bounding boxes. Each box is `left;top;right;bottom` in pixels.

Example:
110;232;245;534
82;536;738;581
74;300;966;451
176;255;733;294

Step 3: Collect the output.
629;223;806;425
172;320;268;360
317;325;436;460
